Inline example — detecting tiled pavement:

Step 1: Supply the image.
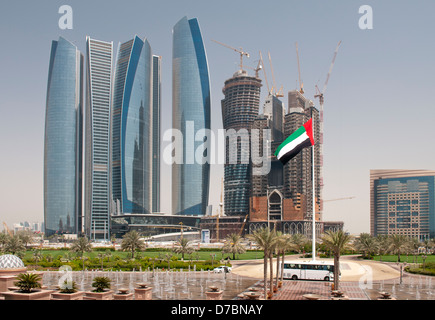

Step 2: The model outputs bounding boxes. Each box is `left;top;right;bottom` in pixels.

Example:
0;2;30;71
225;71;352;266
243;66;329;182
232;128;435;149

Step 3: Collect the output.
271;280;369;300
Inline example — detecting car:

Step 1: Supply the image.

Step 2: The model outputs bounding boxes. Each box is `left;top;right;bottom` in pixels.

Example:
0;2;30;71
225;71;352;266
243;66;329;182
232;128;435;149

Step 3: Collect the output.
213;266;232;273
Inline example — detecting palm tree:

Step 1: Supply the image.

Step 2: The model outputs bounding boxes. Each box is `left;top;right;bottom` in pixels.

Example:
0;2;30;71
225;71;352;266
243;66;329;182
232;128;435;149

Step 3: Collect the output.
120;230;145;260
354;233;378;259
375;235;390;261
222;233;246;260
321;230;353;291
277;234;297;285
16;230;34;249
291;233;309;254
388;234;411;262
71;236;92;258
247;227;277;299
174;238;195;260
5;235;25;255
0;233;10;252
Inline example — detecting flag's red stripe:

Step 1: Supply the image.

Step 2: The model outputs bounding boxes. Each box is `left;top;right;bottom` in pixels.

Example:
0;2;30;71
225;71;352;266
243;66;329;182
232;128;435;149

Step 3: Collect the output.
303;118;315;146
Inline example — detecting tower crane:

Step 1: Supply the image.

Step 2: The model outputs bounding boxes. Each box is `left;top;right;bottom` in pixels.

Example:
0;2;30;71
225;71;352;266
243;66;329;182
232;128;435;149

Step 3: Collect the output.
3;222;13;236
323;196;355;203
212;39;250;72
259;51;271;95
295;42;304;94
313;41;342;211
244;56;263;78
268;52;284;97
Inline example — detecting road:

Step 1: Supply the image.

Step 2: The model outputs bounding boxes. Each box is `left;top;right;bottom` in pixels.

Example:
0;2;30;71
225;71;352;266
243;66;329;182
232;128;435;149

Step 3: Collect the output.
231;255;401;282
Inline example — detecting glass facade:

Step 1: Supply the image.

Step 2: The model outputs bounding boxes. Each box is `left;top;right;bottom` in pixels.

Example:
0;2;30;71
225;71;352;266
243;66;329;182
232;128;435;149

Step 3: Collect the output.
152;55;162;213
85;37;113;240
44;37;83;236
112;36;153;215
172;17;211;216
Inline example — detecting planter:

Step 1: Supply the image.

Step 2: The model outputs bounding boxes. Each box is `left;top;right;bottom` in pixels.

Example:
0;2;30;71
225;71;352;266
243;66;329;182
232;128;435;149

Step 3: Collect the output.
1;289;54;300
206;287;223;300
0;276;17;293
84;290;114;300
113;288;134;300
134;285;152;300
51;291;85;300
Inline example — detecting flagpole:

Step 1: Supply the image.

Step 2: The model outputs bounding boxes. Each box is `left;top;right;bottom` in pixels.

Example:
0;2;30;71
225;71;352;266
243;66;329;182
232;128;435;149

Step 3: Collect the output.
311;107;316;262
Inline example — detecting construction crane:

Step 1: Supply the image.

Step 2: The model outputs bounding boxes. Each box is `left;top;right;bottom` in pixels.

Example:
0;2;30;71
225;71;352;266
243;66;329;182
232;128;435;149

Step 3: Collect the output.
323;196;355;203
212;39;250;72
244;56;263;78
238;215;249;236
268;52;284;97
3;222;13;236
314;41;342;212
216;178;224;242
259;51;271;94
295;42;304;94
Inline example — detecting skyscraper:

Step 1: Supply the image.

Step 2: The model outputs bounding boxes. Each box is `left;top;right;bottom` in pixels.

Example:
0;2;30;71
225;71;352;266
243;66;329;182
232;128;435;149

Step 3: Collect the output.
172;16;211;216
85;37;113;240
152;55;162;213
44;37;83;236
111;36;153;215
370;170;435;240
221;70;262;216
284;90;320;220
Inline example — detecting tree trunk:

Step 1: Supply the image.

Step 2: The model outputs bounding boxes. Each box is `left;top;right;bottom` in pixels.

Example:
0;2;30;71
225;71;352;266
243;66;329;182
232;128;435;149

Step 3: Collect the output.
263;253;268;299
275;251;280;289
334;253;340;291
281;252;285;282
269;252;274;297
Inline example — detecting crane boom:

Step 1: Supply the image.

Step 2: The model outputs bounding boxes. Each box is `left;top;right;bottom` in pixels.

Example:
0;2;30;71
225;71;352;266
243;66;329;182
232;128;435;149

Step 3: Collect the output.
322;40;341;95
295;42;304;94
259;51;270;94
212;39;250;71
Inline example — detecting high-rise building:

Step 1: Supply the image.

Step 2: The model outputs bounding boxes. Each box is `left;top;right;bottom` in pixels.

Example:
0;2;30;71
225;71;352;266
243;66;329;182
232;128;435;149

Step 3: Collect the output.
44;37;83;236
284;91;321;220
85;37;113;240
249;90;321;237
111;36;153;215
152;55;162;213
370;169;435;240
221;70;262;216
172;16;211;216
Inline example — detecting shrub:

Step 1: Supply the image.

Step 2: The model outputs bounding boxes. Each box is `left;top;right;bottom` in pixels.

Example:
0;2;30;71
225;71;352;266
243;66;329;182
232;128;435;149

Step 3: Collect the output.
59;280;78;294
91;276;111;292
14;273;42;293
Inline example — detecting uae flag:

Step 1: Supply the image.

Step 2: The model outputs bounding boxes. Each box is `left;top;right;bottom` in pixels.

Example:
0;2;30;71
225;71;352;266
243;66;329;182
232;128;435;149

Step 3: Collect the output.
274;118;315;165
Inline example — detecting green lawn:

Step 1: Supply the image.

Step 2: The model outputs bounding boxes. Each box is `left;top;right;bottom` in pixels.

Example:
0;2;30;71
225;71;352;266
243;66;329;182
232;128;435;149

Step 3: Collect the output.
373;254;435;264
23;248;265;262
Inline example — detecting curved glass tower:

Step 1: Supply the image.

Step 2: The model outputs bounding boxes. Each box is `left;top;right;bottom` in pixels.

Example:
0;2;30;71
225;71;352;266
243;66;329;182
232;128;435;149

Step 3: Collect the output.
172;17;211;216
112;36;153;214
44;37;83;236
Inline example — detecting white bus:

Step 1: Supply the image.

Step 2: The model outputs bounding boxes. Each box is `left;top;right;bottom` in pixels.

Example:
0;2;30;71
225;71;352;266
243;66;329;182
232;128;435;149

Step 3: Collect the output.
282;260;335;281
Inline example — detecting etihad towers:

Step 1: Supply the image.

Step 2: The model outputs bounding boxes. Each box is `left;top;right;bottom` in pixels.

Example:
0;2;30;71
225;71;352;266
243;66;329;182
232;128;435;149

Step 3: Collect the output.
172;16;211;216
111;36;153;215
44;37;83;236
85;37;113;240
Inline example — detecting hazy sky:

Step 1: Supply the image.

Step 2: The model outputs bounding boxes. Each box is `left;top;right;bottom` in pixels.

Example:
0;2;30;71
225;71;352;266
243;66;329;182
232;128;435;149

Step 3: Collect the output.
1;0;434;235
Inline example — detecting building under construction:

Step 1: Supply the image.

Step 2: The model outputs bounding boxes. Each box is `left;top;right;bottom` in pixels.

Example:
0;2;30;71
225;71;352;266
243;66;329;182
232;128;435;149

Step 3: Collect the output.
205;41;343;242
221;70;262;217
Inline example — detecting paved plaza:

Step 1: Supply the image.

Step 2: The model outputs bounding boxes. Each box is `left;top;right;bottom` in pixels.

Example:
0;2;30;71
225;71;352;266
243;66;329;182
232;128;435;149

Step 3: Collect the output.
231;255;435;300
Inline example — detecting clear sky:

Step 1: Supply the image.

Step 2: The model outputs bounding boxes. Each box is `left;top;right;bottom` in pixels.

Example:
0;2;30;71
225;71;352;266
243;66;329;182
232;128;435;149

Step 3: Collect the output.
1;0;434;235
